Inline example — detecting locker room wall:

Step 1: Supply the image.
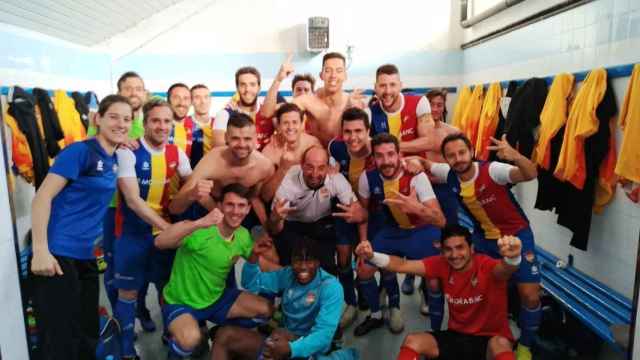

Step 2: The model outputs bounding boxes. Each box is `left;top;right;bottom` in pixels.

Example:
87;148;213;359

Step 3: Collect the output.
461;0;640;298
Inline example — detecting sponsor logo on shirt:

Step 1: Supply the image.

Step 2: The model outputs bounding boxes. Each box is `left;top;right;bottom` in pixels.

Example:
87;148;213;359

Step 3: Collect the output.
96;160;104;172
305;291;317;306
446;294;484;305
400;127;414;138
373;186;382;195
479;194;496;206
169;161;177;169
142;161;150;171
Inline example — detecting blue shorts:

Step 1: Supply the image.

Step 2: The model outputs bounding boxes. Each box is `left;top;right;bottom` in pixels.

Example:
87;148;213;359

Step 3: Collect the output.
371;225;441;260
473;227;540;283
334;218;358;246
432;183;460;226
162;287;242;327
113;232;154;290
149;248;176;286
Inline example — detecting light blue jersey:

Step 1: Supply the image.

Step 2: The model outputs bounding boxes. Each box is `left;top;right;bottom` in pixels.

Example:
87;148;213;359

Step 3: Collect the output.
242;263;343;358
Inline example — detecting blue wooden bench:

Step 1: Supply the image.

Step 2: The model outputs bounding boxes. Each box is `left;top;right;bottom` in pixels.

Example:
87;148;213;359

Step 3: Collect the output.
536;246;633;352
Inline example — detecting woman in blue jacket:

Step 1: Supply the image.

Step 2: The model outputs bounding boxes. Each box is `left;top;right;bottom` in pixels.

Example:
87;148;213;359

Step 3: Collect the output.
30;94;133;360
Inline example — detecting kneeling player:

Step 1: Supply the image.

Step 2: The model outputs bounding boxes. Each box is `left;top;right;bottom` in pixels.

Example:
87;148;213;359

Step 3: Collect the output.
155;184;275;358
356;224;520;360
211;235;343;360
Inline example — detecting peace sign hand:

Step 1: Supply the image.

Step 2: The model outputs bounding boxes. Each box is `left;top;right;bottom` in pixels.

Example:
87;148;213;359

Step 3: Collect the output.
382;188;421;214
487;134;522;162
276;53;295;82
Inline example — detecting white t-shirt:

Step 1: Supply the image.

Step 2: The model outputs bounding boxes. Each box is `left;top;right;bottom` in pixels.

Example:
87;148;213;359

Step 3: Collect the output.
274;165;357;223
116;138;192;179
358;171;436;202
430;162;515;185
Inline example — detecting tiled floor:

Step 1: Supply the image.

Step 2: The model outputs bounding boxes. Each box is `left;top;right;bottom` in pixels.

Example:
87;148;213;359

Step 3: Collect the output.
100;269;626;360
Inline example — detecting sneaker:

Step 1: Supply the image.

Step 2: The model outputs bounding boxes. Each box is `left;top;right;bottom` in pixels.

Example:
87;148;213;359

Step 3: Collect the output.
354;316;384;337
388;308;405;334
339;305;358;329
516;343;533;360
137;307;157;333
401;275;415;295
419;288;429;316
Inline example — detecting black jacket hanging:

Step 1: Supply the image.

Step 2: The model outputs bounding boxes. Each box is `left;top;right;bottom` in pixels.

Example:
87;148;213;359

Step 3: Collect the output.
71;92;89;130
490;81;519;162
8;86;50;188
32;88;64;158
504;78;548;158
556;78;618;250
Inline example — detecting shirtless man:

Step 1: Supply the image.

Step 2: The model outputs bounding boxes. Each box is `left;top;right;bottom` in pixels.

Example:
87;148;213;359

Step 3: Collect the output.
420;89;460;163
270;52;365;146
169;112;274;227
260;103;322;202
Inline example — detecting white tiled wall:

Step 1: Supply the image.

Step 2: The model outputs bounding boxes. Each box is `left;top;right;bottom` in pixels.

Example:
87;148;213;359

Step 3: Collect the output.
462;0;640;298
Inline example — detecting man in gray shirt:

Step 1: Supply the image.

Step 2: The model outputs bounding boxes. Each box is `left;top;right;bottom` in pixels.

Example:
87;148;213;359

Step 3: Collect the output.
268;146;366;275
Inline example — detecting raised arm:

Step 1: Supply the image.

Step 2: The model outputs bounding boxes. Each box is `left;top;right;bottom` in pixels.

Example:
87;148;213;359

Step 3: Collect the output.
492;235;523;281
355;240;427;276
260;54;293;119
487;134;537;183
154;208;223;249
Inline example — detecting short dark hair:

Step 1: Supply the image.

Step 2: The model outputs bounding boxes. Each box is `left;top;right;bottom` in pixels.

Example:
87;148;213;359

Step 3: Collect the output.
291;235;321;262
117;71;143;92
322;52;346;68
235;66;261;87
375;64;399;78
142;98;172;123
227;111;255;129
440;133;473;156
341;107;370;130
302;146;329;165
292;73;316;91
371;133;399;153
190;84;209;93
275;103;303;124
441;224;472;247
426;88;448;120
221;183;252;202
167;83;189;100
98;94;132;117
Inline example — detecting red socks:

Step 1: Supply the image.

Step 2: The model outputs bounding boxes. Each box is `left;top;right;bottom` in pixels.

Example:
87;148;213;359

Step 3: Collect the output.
495;351;516;360
397;346;419;360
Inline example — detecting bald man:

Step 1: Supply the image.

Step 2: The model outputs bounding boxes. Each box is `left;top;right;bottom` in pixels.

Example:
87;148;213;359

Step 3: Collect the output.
268;146;366;275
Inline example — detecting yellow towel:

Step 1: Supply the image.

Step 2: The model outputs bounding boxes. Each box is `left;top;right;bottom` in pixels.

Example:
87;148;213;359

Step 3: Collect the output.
554;68;607;189
615;64;640;183
532;73;574;169
462;84;484;149
53;89;87;148
593;116;618;213
475;82;502;160
451;85;471;129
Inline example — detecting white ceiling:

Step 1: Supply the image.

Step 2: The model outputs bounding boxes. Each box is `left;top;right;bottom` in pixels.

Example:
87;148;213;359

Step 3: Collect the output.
0;0;183;46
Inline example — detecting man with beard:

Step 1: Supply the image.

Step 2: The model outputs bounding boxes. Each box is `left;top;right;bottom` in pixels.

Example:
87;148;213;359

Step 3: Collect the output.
112;99;192;359
260;103;322;203
156;184;275;359
328;107;376;328
268;146;366;275
354;133;445;336
211;236;344;360
356;224;519;360
167;83;210;168
418;133;540;360
88;71;145;138
365;64;433;157
215;66;275;150
169;112;274;227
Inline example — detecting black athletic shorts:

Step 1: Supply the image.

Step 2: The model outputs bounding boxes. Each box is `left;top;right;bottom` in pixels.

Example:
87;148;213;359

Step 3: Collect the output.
432;330;492;360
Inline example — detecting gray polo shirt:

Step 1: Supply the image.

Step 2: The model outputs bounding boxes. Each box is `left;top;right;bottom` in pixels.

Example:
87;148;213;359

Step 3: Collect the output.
274;165;357;223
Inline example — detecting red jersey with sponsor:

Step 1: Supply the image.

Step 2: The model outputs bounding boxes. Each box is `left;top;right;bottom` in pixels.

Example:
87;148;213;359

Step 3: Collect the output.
422;254;513;340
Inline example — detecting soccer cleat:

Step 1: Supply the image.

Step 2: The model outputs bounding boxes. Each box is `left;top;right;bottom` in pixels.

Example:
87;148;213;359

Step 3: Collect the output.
354;316;384;337
389;307;405;334
401;275;415;295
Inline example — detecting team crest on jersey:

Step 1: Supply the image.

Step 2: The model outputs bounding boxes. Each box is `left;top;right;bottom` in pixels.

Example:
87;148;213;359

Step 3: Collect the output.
372;186;382;195
319;187;329;198
471;274;478;288
305;291;317;305
96;160;104;172
525;251;535;263
531;265;539;275
142;161;150;171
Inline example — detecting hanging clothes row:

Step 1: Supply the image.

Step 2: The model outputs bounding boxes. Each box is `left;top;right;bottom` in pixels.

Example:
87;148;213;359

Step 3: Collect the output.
452;63;639;251
2;86;97;189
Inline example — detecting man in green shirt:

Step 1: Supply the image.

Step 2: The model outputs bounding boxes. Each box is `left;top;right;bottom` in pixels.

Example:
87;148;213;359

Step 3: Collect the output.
155;183;275;358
